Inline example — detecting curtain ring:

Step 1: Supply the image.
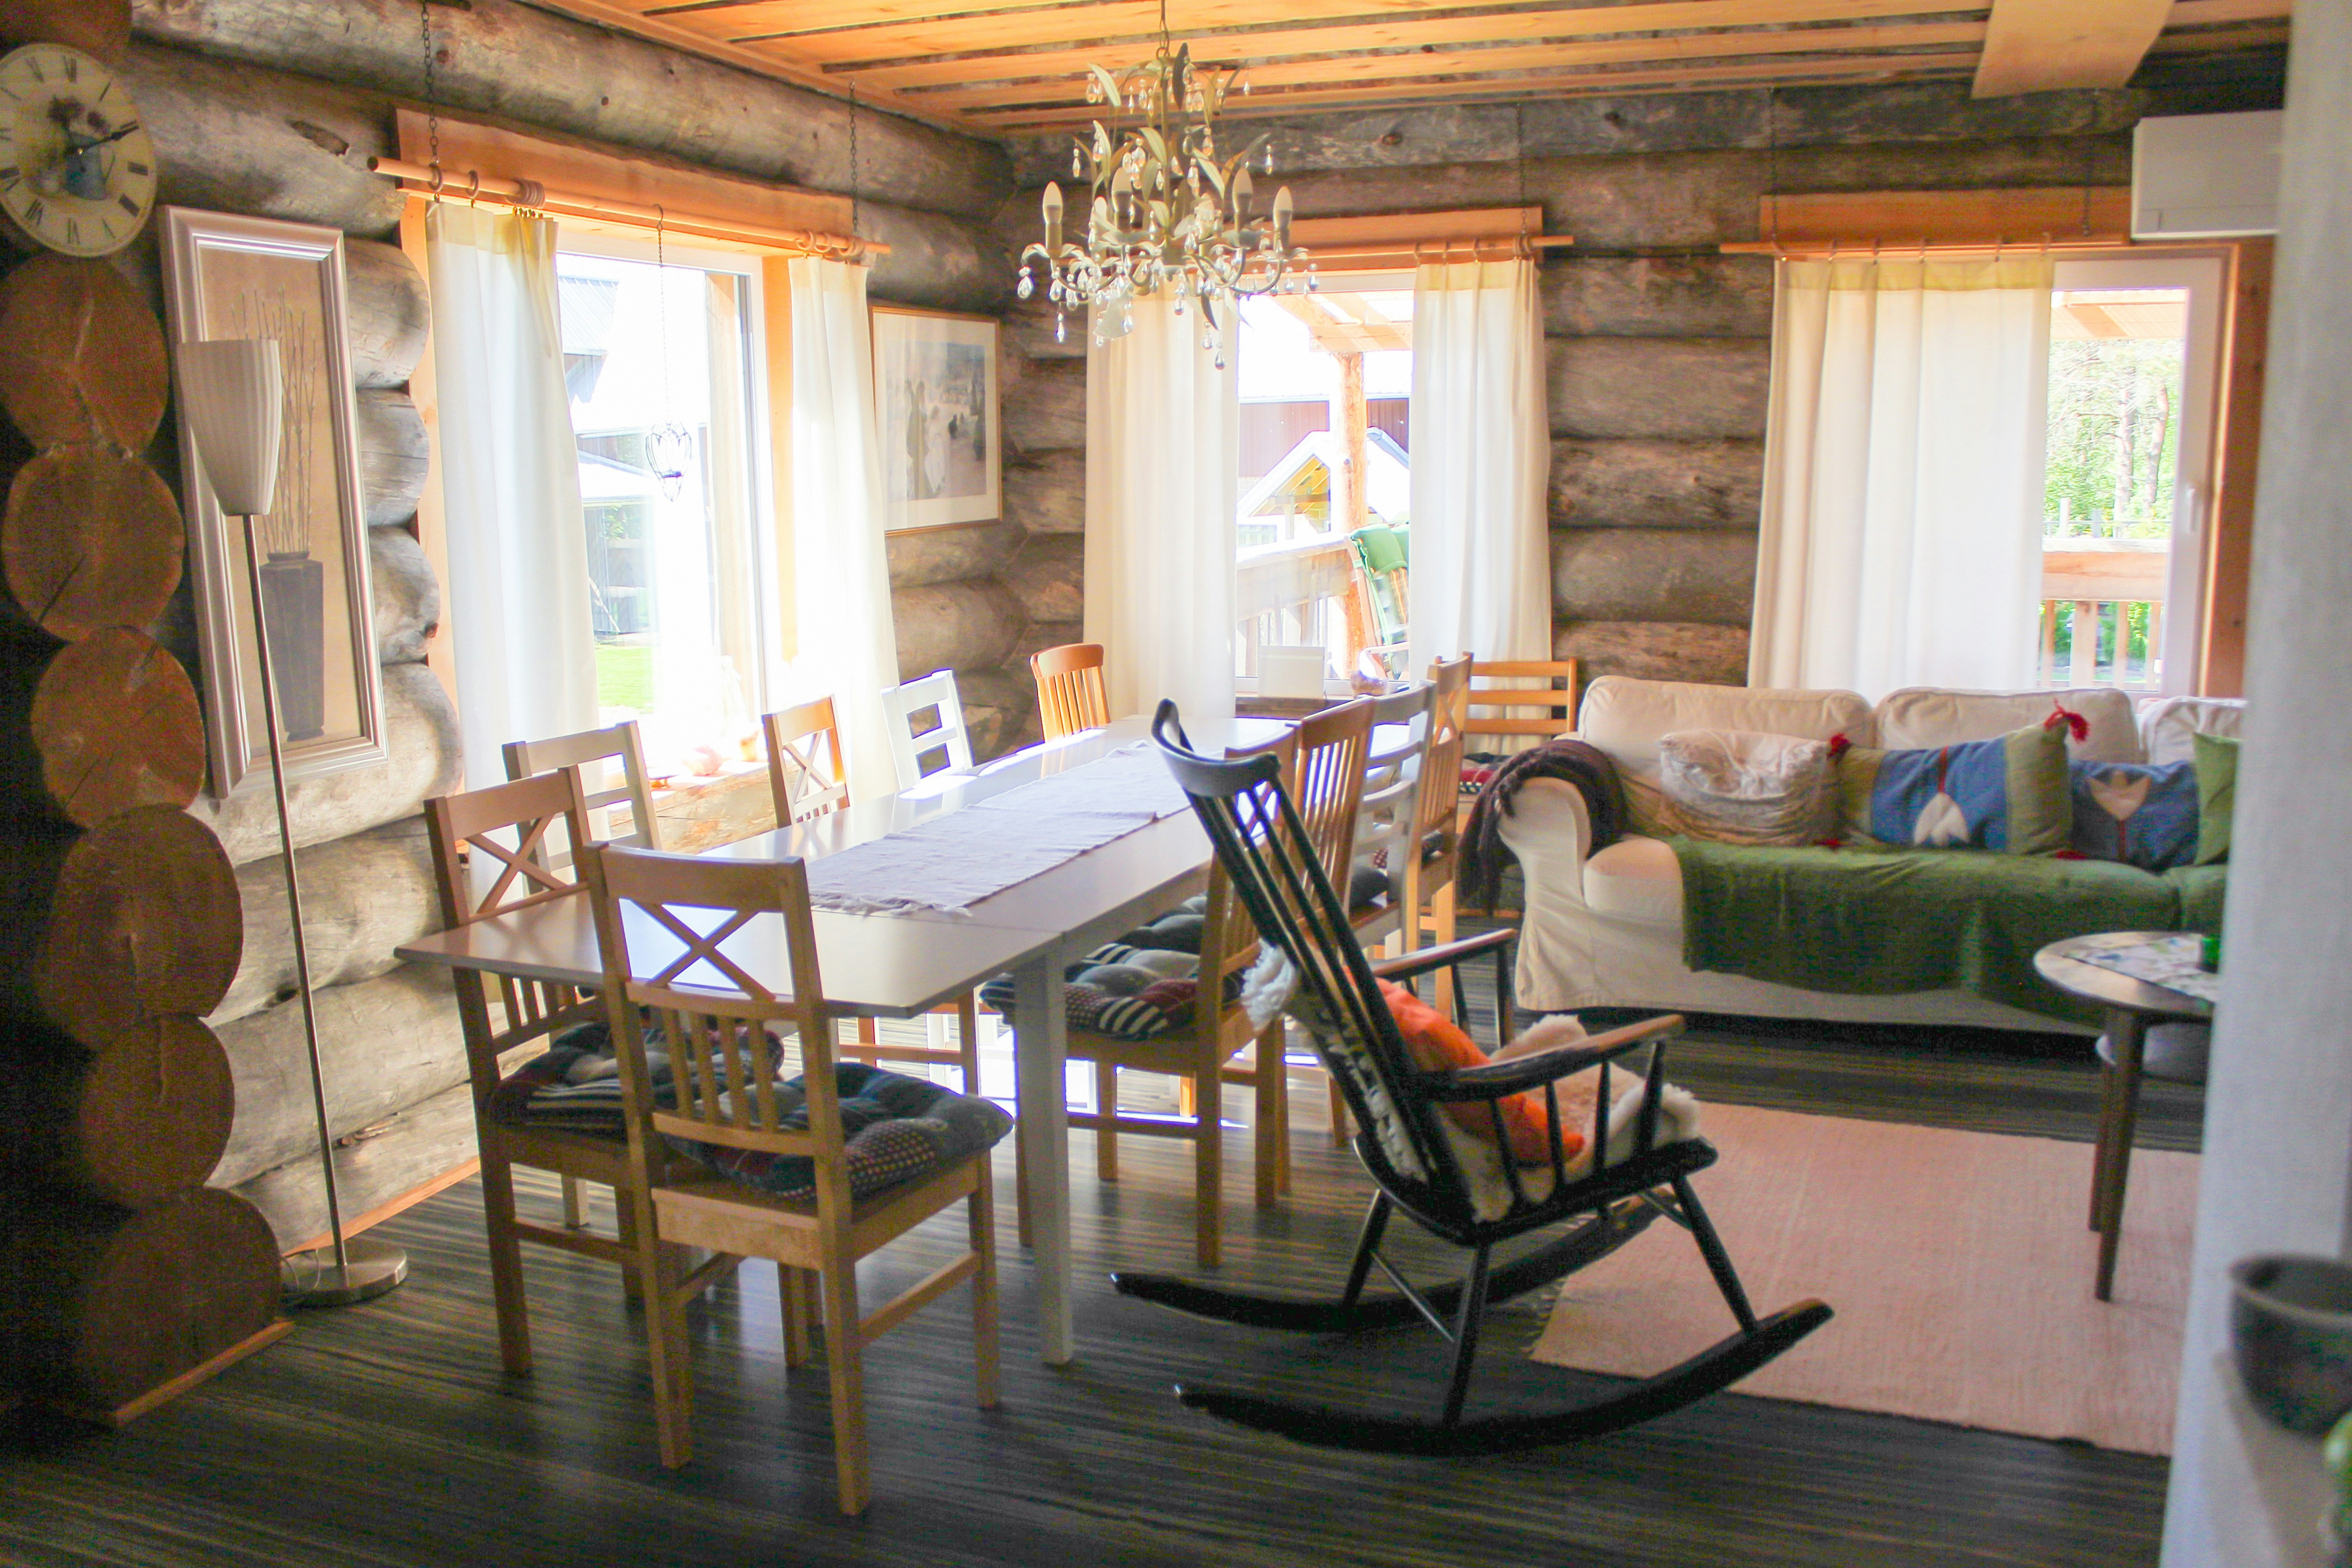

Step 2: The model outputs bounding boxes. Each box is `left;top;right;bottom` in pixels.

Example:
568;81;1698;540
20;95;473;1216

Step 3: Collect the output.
427;162;447;196
462;170;483;207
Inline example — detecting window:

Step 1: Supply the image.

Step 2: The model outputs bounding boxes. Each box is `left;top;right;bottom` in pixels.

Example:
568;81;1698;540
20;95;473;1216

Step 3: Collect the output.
556;238;771;767
1231;288;1413;687
2038;256;2225;695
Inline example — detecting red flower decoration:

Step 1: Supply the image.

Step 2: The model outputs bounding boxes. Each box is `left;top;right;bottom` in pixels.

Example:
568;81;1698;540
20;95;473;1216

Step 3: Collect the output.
1828;732;1852;761
2044;702;2089;741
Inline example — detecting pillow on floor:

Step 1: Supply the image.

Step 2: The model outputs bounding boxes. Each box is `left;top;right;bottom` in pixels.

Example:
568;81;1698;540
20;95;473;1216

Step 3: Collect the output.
2195;731;2240;866
1378;981;1585;1165
1834;716;2072;854
2068;760;2200;871
1657;729;1836;846
667;1062;1012;1202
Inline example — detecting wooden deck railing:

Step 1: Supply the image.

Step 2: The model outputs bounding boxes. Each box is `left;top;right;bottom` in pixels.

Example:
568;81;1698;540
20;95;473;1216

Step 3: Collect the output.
2039;537;2168;692
1234;534;1357;675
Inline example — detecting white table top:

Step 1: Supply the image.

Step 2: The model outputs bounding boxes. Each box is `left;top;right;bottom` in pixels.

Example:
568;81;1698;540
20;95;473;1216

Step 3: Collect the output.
396;715;1286;1016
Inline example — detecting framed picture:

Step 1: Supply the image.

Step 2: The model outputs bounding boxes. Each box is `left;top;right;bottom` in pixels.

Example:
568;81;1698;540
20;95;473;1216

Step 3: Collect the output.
870;305;1000;532
160;207;385;799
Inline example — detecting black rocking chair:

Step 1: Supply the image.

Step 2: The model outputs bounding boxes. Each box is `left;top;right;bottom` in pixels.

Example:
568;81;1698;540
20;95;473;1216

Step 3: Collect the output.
1111;701;1832;1457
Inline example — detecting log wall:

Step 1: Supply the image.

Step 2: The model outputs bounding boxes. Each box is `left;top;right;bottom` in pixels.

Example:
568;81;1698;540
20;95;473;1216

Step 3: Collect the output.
996;57;2285;689
76;0;1032;1268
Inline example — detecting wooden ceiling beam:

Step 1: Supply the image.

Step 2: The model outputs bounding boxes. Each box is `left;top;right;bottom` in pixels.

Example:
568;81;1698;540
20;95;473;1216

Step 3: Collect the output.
906;21;1986;107
821;0;1978;82
1972;0;2172;93
697;0;1520;47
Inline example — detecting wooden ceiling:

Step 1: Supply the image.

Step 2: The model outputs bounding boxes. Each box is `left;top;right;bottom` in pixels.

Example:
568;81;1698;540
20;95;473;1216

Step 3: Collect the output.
533;0;2289;137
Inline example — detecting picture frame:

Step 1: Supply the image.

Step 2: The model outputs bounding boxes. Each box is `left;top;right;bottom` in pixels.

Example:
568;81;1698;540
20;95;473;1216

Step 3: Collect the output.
160;207;386;799
870;304;1000;532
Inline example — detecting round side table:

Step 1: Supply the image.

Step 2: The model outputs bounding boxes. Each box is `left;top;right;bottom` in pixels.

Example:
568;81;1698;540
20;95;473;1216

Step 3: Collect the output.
2034;931;2215;1303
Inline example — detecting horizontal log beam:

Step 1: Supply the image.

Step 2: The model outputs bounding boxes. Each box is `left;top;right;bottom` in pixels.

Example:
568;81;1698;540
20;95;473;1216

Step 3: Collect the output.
1002;56;2283;181
134;0;1010;222
1551;528;1759;626
210;816;442;1027
207;962;469;1191
357;389;429;528
371;525;440;666
885;520;1022;589
1003;358;1086;456
1550;439;1765;530
345;240;429;391
890;578;1027;681
187;662;461;865
1544;254;1775;338
1547;337;1771;440
1002;535;1082;625
1003;449;1085;536
1554;617;1751;685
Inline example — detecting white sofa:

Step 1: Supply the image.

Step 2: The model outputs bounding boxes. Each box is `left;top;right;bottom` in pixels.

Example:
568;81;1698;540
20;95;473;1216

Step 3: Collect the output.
1496;678;2246;1033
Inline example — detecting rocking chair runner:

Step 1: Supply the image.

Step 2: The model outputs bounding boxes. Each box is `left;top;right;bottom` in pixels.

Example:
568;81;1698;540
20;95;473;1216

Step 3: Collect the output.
1112;701;1831;1457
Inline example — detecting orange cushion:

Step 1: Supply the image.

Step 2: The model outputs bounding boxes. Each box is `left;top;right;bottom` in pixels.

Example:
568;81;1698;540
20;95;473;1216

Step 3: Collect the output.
1378;981;1586;1165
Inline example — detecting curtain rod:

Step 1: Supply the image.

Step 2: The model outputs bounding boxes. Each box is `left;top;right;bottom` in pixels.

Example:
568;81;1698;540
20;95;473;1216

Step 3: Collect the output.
1720;236;2131;258
1305;233;1576;267
368;157;886;262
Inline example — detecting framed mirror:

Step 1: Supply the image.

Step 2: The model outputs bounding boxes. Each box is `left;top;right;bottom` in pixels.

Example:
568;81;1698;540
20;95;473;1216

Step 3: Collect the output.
160;207;386;798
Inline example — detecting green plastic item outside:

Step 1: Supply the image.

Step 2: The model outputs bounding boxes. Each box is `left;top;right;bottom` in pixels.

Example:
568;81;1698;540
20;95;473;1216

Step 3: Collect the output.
1351;524;1408;575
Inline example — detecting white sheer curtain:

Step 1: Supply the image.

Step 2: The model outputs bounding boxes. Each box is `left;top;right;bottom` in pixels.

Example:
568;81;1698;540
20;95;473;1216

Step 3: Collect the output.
784;255;901;801
1750;255;2055;698
1406;257;1552;677
1084;297;1240;726
426;204;598;790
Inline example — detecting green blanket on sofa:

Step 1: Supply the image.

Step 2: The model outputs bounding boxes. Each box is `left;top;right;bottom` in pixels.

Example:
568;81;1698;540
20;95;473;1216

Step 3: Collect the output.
1673;839;2228;1025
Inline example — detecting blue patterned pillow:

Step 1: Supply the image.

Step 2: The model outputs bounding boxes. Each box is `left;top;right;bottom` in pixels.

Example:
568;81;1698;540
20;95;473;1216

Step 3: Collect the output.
667;1063;1012;1200
1833;720;2071;854
2068;760;2200;871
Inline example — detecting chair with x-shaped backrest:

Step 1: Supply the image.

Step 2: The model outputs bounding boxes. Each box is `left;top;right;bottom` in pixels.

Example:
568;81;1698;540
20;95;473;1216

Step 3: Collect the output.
424;769;705;1376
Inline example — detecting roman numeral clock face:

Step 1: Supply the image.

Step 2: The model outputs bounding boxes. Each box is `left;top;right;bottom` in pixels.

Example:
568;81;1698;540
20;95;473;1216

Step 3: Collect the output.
0;44;157;258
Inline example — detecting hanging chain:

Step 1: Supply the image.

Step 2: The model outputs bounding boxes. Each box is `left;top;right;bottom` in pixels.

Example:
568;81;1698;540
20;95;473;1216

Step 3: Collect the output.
419;0;440;175
1764;86;1780;250
848;84;861;250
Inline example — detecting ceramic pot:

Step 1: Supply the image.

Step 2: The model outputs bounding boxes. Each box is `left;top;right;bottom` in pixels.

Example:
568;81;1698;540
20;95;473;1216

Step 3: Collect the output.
2231;1255;2352;1433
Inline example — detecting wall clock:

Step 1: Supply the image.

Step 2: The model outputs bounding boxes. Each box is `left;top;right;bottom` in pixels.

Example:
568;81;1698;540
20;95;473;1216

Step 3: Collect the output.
0;43;157;258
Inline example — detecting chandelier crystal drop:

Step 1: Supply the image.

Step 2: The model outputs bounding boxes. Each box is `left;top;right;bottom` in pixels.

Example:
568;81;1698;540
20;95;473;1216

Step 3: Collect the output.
1015;28;1308;368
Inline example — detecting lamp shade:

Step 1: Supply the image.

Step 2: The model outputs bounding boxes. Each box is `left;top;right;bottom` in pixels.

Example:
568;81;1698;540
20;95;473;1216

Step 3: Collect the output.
176;339;284;516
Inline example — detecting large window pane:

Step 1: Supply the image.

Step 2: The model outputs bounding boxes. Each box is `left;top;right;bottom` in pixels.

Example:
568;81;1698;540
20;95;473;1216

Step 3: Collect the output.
556;250;761;765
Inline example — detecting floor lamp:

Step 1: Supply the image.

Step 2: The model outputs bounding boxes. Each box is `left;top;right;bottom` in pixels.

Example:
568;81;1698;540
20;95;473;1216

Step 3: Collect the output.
177;339;407;1307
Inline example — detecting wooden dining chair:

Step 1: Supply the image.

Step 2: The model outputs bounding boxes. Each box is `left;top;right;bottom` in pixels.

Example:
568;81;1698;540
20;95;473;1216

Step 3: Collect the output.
1213;699;1376;1189
1411;656;1476;990
761;696;852;826
504;718;665;1229
1463;657;1580;753
1029;642;1111;740
1065;727;1301;1266
880;669;976;790
503;719;662;851
424;770;686;1376
758;694;985;1097
579;843;999;1513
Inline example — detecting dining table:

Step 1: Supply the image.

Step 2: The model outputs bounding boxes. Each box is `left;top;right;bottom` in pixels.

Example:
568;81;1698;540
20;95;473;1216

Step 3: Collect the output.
398;712;1293;1366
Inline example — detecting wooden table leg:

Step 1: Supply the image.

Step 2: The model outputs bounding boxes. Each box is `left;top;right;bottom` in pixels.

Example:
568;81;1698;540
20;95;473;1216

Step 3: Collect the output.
2093;1009;2147;1302
2088;1026;2125;1231
1013;940;1075;1365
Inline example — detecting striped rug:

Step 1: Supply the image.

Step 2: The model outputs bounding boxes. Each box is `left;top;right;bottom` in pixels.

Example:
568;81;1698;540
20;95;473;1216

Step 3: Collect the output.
1531;1102;2198;1455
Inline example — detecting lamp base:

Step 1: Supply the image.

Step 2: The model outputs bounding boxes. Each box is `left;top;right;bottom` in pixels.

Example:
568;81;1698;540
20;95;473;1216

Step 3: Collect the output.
281;1238;408;1307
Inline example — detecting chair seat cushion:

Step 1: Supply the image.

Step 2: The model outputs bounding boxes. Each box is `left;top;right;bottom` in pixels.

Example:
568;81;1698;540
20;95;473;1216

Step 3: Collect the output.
979;944;1226;1039
668;1063;1012;1202
486;1020;659;1134
1378;981;1586;1165
1584;835;1685;923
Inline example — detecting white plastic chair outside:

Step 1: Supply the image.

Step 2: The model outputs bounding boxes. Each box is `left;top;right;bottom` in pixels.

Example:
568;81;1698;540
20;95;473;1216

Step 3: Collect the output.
881;669;976;790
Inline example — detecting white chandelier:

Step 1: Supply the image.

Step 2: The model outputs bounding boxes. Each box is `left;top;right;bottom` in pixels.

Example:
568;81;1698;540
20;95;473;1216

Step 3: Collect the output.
1016;23;1313;366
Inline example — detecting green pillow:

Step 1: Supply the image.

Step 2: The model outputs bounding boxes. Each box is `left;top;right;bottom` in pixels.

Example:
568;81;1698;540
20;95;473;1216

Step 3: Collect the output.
2193;731;2239;866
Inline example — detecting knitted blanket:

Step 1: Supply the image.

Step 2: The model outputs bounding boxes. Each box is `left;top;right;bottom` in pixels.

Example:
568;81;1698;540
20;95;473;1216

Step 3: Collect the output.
1460;740;1628;909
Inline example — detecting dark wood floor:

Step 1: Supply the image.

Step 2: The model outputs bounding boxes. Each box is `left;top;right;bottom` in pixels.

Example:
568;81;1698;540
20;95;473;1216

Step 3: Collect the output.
0;1007;2194;1568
